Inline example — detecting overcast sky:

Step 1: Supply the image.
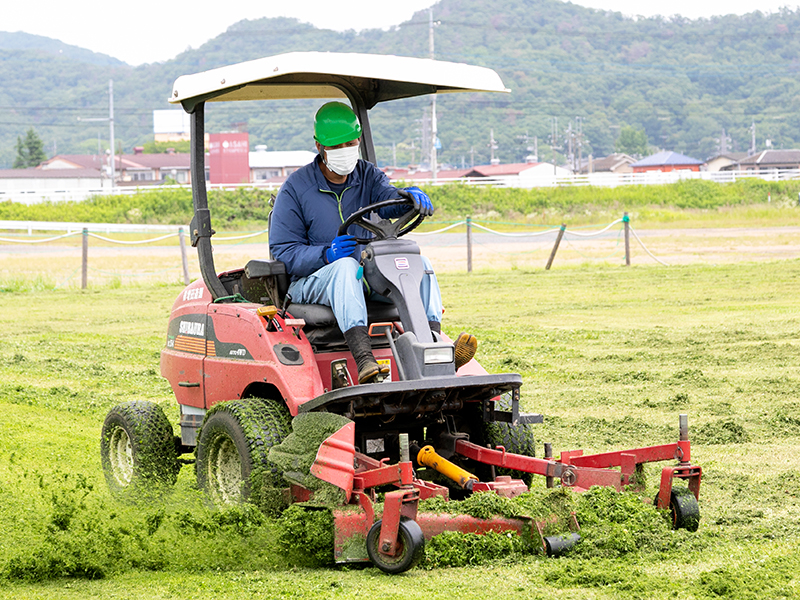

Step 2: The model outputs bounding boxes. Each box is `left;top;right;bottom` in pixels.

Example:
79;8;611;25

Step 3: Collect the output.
4;0;800;66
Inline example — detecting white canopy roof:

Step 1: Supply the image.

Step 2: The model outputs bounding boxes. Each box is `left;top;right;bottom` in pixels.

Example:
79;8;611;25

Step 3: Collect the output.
169;51;509;109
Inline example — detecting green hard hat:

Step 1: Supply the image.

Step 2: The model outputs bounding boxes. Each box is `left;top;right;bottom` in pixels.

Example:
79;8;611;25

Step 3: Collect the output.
314;102;362;147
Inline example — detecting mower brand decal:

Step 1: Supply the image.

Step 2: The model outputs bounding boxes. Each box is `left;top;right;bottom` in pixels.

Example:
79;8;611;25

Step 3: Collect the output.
183;288;204;302
179;321;205;336
394;257;410;270
167;315;207;356
166;315;253;360
174;335;205;354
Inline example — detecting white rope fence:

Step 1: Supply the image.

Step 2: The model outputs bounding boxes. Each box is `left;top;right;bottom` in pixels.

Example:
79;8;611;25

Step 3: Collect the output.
0;214;670;287
89;232;177;244
0;232;77;244
469;222;561;238
409;213;668;271
630;226;670;267
562;218;624;237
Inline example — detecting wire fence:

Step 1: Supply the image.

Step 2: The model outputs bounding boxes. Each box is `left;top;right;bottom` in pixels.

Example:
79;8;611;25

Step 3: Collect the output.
0;215;669;289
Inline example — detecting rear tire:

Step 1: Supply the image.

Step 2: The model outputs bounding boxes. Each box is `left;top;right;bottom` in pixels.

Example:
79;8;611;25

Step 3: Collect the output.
100;401;178;499
195;398;291;507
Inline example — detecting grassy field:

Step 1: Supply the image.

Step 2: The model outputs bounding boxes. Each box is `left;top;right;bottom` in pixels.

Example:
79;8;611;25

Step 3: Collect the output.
1;258;799;598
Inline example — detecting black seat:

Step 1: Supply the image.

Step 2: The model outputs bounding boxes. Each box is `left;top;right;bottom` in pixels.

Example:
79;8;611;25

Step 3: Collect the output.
286;300;400;328
242;258;399;349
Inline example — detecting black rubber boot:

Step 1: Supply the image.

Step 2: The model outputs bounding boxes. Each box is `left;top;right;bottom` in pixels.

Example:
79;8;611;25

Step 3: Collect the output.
428;320;441;335
344;326;389;384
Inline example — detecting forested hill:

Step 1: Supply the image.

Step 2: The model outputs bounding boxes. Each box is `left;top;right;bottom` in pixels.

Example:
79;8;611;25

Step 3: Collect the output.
3;0;800;169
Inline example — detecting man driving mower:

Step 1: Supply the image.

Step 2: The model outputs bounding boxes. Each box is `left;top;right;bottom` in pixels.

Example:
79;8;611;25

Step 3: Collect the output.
269;101;478;384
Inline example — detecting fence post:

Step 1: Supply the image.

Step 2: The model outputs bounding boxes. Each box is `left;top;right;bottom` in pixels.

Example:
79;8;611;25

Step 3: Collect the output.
623;213;631;266
545;224;566;270
178;227;190;285
81;227;88;289
466;216;473;273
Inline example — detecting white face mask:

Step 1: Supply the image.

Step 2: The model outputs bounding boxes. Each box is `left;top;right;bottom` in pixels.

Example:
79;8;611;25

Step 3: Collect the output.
323;144;360;176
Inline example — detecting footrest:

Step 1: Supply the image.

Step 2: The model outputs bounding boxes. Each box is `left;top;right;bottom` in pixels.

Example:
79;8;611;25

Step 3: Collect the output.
494;410;544;425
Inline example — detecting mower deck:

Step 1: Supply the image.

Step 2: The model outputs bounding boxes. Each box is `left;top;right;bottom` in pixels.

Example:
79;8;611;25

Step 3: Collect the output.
317;415;702;570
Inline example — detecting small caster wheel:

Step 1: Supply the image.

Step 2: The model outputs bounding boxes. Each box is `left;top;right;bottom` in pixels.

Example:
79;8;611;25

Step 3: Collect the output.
366;517;425;574
656;486;700;532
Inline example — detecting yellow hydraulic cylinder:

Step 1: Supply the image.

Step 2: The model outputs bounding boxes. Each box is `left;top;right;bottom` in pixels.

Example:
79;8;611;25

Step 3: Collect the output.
417;445;478;489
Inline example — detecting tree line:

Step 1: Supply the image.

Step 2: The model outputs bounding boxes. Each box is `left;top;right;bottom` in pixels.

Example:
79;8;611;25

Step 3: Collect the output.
3;0;800;169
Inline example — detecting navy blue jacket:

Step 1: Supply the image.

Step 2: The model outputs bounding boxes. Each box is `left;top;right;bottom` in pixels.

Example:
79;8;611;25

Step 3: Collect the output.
269;155;400;280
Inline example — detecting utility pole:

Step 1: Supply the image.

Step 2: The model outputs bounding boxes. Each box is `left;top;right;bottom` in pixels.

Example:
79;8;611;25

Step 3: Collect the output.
429;8;438;182
552;117;558;175
750;121;756;156
717;128;731;155
109;79;116;187
78;79;116;189
517;131;538;162
566;122;574;171
489;129;498;164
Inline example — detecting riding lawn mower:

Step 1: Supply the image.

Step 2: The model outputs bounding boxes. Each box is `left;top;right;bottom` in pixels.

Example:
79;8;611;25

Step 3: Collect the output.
99;52;702;573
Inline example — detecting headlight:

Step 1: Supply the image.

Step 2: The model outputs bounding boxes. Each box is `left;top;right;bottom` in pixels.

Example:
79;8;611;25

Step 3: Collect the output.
424;346;454;364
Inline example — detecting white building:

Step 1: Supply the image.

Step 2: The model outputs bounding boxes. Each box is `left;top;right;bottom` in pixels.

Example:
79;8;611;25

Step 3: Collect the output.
249;147;316;182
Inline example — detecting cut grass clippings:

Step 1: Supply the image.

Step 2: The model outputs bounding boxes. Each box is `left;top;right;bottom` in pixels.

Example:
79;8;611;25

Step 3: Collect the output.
1;260;800;598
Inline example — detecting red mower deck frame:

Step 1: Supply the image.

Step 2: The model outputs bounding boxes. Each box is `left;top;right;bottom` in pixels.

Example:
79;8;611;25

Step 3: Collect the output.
322;415;702;567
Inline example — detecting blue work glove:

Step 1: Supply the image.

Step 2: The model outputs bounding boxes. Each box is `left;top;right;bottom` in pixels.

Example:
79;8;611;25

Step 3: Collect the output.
325;234;357;263
405;186;434;217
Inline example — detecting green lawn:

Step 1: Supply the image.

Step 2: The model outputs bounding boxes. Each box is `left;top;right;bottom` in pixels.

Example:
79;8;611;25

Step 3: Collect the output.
1;260;799;599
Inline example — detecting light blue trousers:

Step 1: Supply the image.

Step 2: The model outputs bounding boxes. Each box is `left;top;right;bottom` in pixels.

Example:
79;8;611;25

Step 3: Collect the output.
287;256;443;333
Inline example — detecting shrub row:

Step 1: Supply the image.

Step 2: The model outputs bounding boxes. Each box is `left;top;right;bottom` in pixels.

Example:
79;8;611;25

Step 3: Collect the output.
0;179;797;227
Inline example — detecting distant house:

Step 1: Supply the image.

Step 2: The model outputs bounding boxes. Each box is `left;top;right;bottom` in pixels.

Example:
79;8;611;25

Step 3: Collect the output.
0;167;104;197
249;147;316;182
0;147;316;198
463;162;572;180
705;152;748;173
630;151;704;173
383;161;571;183
383;167;471;182
31;147;318;187
578;153;635;174
39;150;193;185
721;149;800;172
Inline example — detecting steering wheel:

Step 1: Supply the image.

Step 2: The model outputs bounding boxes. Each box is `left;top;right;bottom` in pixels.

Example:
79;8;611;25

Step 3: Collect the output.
337;190;426;244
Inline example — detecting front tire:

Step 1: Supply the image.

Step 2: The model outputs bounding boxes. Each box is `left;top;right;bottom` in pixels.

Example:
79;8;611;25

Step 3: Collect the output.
195;398;291;507
100;401;178;499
